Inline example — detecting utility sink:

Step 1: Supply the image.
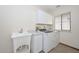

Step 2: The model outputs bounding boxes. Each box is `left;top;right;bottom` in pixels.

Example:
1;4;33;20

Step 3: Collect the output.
11;32;32;53
11;32;32;38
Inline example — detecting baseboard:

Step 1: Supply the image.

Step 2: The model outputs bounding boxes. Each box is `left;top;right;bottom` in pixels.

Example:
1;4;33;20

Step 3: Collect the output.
60;43;79;51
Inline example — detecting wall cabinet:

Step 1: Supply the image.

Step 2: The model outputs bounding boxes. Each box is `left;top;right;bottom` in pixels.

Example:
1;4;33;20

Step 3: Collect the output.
36;9;52;24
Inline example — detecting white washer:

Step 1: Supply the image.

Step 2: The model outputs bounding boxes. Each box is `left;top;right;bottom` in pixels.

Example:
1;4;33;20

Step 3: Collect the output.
28;31;43;53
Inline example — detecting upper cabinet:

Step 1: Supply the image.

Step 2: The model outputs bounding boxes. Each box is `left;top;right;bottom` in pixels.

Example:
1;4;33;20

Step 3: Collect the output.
36;9;52;24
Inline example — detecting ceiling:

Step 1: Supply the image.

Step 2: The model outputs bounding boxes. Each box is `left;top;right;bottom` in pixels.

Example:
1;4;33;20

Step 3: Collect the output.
36;5;63;14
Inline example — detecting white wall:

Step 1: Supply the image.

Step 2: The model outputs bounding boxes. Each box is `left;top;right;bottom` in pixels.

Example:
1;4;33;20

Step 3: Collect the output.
0;6;37;52
53;6;79;49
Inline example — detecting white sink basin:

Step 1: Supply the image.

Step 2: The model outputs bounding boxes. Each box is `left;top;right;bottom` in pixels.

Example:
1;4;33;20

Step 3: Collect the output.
11;32;32;38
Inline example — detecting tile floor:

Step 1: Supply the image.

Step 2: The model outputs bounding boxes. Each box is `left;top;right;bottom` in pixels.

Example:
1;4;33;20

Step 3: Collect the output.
49;43;79;53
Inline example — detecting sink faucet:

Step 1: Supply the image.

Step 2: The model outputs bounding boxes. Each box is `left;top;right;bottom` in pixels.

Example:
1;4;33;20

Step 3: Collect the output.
19;28;23;33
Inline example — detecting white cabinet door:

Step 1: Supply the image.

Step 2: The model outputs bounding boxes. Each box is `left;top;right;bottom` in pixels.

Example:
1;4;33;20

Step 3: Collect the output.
54;32;60;42
36;9;52;24
31;33;43;53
